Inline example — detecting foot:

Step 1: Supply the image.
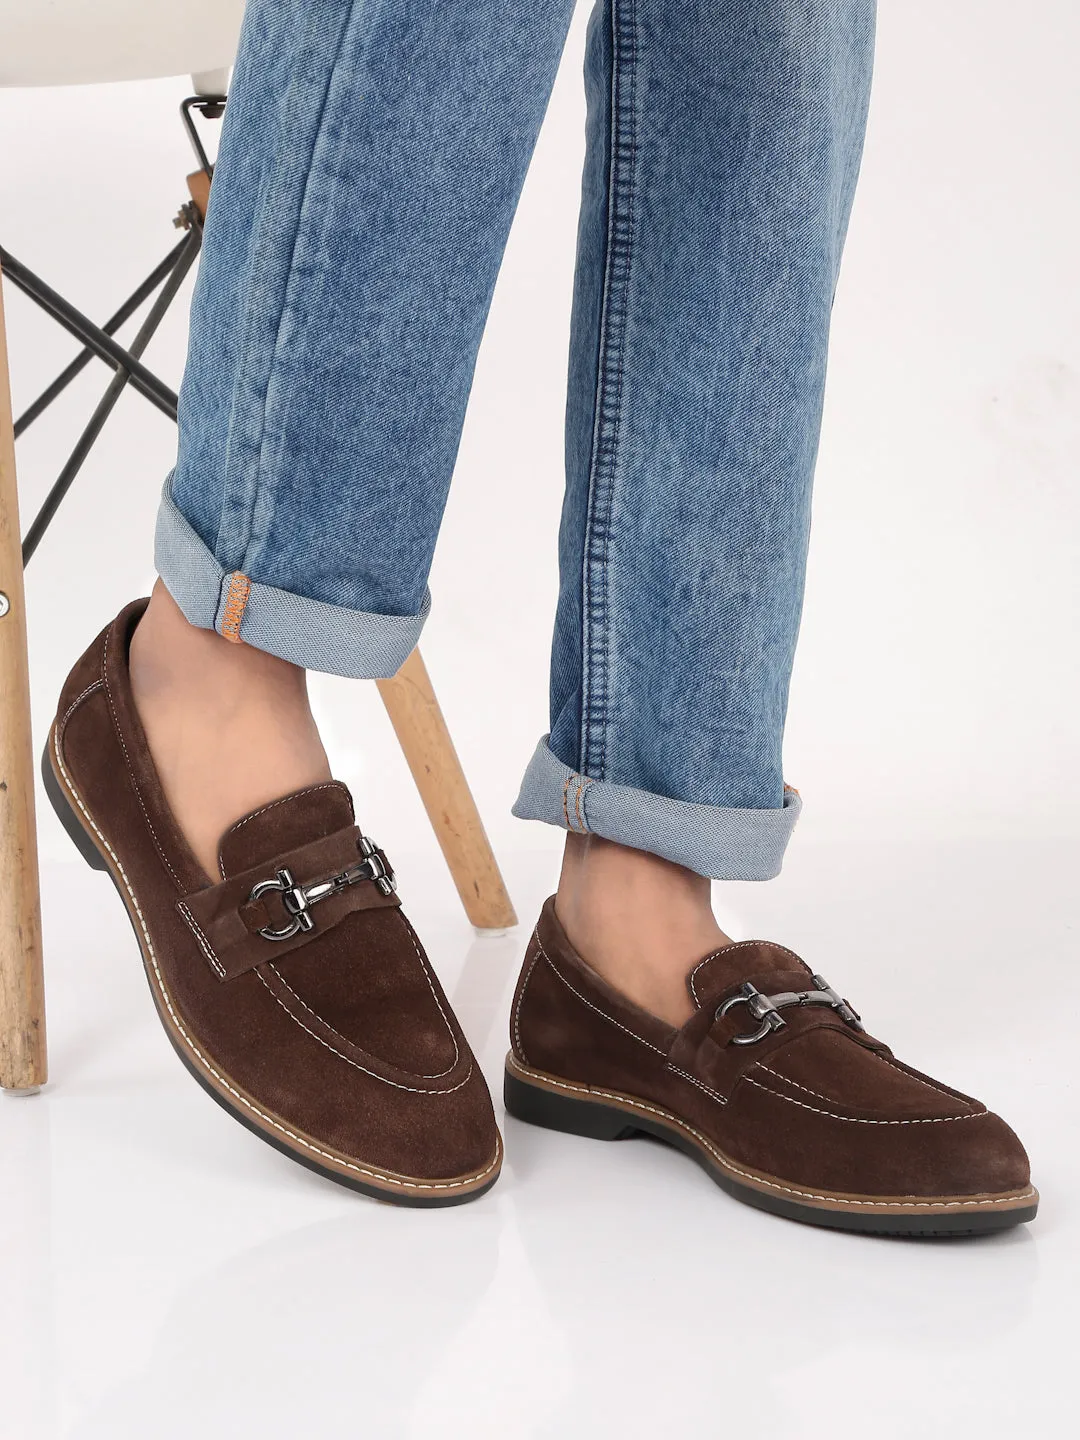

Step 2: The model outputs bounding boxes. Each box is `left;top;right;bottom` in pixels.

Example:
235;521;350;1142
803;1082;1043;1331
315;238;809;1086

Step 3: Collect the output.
129;579;332;878
506;899;1037;1236
555;832;729;1025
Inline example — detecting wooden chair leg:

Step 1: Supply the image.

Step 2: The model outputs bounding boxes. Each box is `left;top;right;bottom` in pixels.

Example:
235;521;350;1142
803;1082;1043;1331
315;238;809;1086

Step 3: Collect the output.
0;263;47;1094
377;649;517;934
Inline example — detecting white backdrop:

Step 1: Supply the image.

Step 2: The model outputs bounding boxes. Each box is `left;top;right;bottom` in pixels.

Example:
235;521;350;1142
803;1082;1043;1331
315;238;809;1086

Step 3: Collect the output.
3;0;1078;878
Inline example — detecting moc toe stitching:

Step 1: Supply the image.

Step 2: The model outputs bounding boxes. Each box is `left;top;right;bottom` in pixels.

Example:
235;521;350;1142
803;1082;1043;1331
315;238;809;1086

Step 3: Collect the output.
741;1072;981;1126
252;964;473;1095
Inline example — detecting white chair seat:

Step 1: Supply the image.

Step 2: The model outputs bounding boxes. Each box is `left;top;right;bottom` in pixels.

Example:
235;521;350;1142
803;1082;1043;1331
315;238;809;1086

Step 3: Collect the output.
0;0;245;88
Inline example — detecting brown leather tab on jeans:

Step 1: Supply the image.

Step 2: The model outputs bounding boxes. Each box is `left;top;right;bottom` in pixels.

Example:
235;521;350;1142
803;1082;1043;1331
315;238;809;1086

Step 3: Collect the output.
177;825;401;981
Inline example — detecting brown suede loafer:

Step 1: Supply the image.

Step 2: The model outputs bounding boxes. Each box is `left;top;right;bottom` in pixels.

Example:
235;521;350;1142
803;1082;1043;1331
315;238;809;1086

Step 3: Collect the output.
43;601;501;1206
505;898;1036;1235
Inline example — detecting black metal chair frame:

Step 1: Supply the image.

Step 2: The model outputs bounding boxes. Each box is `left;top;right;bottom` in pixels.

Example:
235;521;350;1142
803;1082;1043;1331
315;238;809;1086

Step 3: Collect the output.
0;94;225;565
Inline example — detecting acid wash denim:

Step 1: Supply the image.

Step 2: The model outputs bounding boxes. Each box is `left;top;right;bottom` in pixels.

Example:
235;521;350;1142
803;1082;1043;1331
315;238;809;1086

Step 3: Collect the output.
157;0;876;880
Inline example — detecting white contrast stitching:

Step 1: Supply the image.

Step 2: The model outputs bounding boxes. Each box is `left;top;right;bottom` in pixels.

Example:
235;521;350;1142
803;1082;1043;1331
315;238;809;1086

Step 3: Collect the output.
756;1060;983;1119
512;932;544;1065
687;936;980;1119
873;1052;977;1109
254;969;472;1095
754;1062;843;1106
266;941;458;1081
51;728;498;1192
213;848;458;1077
688;939;807;1005
101;627;184;891
176;902;227;979
262;914;459;1081
686;947;734;1006
217;782;349;879
58;679;104;735
196;836;457;1075
743;1075;980;1126
666;1064;728;1105
397;911;461;1074
506;1056;1034;1212
209;779;458;1080
535;934;667;1057
266;962;370;1056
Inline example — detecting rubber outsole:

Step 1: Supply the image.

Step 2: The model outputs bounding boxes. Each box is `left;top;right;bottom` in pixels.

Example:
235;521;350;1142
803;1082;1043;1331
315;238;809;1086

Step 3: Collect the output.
504;1056;1038;1237
42;731;501;1207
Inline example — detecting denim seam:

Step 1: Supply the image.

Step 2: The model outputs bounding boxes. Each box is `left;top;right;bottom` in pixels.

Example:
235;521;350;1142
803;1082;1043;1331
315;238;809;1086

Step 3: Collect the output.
579;0;638;783
245;24;359;573
219;7;357;576
561;773;596;833
220;572;251;642
578;776;595;832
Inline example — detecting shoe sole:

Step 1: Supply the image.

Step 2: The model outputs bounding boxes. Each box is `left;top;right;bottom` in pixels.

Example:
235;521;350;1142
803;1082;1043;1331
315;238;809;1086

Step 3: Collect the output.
504;1053;1038;1237
42;724;502;1207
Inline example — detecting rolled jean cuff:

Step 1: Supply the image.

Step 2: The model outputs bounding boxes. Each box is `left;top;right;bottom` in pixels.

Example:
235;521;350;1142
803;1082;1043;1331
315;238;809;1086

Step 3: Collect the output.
154;480;429;678
512;736;802;881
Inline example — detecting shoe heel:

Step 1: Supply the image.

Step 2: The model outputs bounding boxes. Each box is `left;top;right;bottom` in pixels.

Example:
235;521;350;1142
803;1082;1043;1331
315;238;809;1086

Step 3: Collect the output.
40;739;108;873
504;1062;638;1141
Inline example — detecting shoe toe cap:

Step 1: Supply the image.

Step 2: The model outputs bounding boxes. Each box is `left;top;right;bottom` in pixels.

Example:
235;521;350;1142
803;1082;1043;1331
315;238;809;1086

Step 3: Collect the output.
907;1107;1031;1198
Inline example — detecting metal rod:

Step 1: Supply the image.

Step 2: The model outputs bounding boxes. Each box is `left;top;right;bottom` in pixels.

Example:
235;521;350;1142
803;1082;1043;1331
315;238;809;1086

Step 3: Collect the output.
0;247;178;418
21;231;200;564
13;236;191;438
181;94;227;174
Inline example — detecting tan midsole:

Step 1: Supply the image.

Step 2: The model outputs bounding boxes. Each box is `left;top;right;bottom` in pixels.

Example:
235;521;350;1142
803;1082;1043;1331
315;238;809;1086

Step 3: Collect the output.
506;1052;1037;1215
49;723;501;1197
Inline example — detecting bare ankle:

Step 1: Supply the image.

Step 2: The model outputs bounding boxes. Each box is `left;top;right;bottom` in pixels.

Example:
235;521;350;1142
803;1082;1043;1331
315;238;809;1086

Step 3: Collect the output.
130;580;309;711
129;581;331;877
554;833;729;1026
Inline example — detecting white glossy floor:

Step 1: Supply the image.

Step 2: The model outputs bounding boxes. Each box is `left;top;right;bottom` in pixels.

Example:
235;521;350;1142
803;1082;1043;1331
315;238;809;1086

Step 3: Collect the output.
1;828;1075;1439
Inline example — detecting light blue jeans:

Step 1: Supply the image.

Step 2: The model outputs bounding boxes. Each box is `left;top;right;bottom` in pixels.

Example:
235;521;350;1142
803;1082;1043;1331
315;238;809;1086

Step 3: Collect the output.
157;0;876;880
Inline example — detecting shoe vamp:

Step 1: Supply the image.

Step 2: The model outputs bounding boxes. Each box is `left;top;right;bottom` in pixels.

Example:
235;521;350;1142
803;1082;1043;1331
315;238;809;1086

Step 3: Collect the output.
746;1027;980;1120
265;908;461;1078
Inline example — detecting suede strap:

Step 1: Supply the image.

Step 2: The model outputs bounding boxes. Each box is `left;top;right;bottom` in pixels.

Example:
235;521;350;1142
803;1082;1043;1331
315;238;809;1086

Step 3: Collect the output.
176;825;401;981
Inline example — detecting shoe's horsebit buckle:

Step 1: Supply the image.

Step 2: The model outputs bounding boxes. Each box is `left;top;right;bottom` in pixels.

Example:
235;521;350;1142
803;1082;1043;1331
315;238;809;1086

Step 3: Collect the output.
248;836;396;942
717;977;863;1046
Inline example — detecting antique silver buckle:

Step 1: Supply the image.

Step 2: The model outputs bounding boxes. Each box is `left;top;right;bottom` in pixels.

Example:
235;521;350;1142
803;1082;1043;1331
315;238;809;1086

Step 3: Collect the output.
249;836;396;942
717;975;863;1046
